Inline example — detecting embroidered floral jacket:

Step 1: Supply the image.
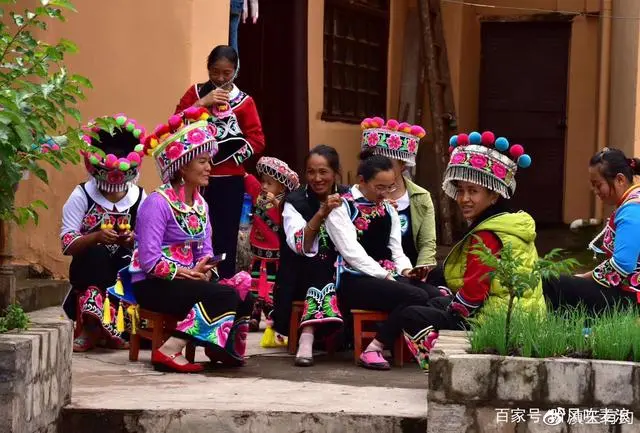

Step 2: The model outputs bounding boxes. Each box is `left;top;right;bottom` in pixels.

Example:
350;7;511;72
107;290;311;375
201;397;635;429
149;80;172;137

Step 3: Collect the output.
244;174;281;259
130;184;212;282
591;185;640;299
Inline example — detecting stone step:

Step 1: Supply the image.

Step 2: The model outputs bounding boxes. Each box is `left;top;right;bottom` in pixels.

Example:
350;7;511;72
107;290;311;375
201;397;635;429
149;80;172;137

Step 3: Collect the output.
16;279;69;313
13;264;54;281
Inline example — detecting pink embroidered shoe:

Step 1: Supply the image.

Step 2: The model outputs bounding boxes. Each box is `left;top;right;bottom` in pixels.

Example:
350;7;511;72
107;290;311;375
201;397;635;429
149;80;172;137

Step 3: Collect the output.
358;350;391;370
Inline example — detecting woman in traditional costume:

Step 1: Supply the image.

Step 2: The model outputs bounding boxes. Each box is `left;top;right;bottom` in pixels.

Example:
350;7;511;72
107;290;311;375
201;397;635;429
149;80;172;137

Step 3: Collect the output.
130;106;252;373
175;45;265;278
270;145;346;365
399;131;545;370
360;117;437;278
544;148;640;313
321;150;439;371
60;114;147;352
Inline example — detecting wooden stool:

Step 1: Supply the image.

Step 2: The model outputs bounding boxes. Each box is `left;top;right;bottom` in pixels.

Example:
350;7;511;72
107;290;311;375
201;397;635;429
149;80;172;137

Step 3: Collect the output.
288;300;336;356
129;308;195;363
288;301;304;355
351;309;407;367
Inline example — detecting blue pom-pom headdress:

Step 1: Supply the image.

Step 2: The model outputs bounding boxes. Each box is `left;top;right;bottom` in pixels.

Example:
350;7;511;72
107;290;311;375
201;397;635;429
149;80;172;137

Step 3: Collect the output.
443;131;531;199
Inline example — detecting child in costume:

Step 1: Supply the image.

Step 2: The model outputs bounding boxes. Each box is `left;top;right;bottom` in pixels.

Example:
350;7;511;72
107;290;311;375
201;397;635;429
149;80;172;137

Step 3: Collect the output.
244;156;300;332
60;114;147;352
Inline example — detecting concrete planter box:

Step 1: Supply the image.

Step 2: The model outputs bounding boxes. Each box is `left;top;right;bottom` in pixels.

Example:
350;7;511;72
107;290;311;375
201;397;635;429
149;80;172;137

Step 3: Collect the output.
0;314;72;433
427;345;640;433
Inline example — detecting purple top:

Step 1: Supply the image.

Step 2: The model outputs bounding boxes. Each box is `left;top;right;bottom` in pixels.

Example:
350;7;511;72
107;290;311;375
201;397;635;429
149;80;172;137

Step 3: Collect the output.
130;184;212;282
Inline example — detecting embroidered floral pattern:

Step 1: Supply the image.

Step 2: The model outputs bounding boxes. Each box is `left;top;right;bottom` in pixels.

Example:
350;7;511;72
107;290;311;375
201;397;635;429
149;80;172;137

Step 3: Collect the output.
294;228;304;254
151;258;178;280
349;200;387;236
61;231;81;253
403;326;439;371
300;283;343;327
178;304;236;353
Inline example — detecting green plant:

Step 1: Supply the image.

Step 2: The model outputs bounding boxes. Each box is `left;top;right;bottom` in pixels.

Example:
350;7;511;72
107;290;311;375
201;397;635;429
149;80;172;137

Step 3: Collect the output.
0;303;29;333
471;241;579;352
0;0;91;225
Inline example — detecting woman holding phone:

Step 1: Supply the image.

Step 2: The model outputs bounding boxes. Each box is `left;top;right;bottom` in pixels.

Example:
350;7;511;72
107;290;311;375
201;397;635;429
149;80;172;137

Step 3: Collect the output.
130;107;253;373
360;117;438;281
175;45;265;278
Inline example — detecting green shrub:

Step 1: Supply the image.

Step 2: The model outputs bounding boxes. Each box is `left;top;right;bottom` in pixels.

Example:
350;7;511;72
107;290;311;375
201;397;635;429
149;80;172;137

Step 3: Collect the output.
0;304;29;333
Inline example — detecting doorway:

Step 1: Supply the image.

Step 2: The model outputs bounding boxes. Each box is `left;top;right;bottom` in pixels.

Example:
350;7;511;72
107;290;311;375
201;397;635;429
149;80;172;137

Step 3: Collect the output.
479;21;571;225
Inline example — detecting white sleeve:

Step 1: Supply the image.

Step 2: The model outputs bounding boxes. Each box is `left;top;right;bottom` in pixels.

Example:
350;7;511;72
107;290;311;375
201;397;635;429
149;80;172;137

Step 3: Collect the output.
324;200;389;279
283;202;319;257
388;204;413;274
60;186;88;251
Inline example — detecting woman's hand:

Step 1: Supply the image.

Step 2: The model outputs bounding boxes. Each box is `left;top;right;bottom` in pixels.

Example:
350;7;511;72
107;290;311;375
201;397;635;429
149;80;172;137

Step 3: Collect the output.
319;193;342;218
197;88;230;108
116;231;135;249
94;229;119;245
400;269;412;278
575;271;593;279
193;256;215;276
385;273;396;281
175;267;207;280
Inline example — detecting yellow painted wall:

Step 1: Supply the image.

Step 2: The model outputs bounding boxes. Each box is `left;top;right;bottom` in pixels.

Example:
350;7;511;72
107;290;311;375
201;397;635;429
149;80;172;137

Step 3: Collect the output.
13;0;230;277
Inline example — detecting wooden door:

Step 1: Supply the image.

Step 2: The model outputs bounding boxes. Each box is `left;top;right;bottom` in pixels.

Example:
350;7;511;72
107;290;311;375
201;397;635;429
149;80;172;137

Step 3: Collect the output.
479;21;570;225
236;0;309;175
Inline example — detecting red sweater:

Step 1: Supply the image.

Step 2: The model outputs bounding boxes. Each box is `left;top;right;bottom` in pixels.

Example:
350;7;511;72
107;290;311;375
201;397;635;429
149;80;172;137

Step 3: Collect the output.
175;84;266;176
449;230;502;318
244;174;281;253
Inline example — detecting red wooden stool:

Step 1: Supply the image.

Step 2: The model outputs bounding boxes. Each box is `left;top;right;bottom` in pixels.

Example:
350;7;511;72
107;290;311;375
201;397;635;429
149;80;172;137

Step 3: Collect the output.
129;308;195;363
288;300;337;356
351;309;410;367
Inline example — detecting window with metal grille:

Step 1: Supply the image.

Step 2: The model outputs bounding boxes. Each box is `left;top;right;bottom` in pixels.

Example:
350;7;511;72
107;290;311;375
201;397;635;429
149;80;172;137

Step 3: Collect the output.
323;0;390;123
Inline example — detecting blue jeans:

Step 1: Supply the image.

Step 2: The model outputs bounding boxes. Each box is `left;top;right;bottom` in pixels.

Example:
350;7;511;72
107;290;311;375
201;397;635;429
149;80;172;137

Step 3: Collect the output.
229;12;241;54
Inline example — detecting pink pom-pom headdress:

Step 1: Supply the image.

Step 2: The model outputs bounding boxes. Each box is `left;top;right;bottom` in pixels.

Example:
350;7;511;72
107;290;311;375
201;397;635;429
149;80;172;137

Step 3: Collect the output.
81;114;146;192
360;117;426;166
443;131;532;200
143;107;219;184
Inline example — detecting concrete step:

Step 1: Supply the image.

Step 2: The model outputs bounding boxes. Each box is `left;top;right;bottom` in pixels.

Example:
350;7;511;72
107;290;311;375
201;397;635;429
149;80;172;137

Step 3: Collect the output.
16;279;68;313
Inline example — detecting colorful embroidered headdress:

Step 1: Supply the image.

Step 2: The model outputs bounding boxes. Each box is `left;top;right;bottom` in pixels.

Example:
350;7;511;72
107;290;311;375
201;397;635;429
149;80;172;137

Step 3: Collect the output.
360;117;427;167
443;131;532;200
256;156;300;192
81;114;146;192
143;106;219;183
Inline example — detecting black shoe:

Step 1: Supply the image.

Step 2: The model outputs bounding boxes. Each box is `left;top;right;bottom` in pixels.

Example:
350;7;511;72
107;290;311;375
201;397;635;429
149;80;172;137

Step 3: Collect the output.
294;356;314;367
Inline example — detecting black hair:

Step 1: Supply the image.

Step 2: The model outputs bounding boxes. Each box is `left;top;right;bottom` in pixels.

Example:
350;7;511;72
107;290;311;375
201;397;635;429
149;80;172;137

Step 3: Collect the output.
357;148;393;182
589;148;640;184
306;144;341;175
95;130;138;158
206;45;239;69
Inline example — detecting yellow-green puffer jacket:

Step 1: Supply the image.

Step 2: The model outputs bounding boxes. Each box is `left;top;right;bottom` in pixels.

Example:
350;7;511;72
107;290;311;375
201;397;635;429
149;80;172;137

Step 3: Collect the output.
443;211;546;316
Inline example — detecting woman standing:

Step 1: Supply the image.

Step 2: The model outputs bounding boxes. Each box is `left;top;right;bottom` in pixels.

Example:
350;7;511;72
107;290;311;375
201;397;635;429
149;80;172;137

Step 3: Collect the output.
130;106;252;373
399;131;544;370
175;45;265;278
543;148;640;313
274;145;346;366
360;117;437;274
61;114;147;352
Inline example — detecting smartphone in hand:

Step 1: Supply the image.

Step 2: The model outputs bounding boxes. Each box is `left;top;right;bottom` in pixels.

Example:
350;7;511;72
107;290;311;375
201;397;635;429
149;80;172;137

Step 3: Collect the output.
206;253;227;266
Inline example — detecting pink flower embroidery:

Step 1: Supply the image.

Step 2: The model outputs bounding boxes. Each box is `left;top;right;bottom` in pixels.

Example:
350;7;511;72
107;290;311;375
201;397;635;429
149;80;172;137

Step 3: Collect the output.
404;335;419;357
315;312;324;319
407;139;418;153
166;142;183;160
84;214;98;227
367;132;380;147
94;291;104;310
216;320;233;347
301;302;309;319
154;260;171;278
187;214;200;229
606;272;621;286
377;205;386;217
470;155;488;169
169;244;192;263
387;134;402;150
492;163;507;179
330;296;340;315
381;260;395;271
164;188;179;203
233;323;249;357
359;205;372;215
186;129;206;145
131;251;140;269
62;233;77;248
278;165;286;173
106;170;125;184
176;308;196;332
630;273;640;287
451;153;466;165
603;229;613;246
354;217;369;231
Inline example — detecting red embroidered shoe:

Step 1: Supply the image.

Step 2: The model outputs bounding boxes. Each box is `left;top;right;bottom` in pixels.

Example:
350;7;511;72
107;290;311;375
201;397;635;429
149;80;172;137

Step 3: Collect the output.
151;350;204;373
